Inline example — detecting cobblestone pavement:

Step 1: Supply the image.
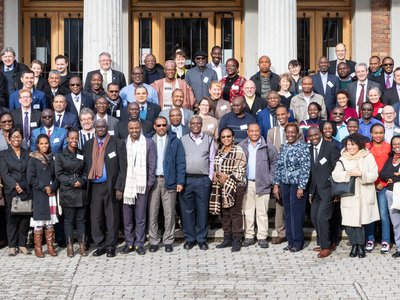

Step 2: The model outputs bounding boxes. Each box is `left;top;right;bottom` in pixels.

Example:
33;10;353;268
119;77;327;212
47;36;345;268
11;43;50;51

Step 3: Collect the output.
0;238;399;300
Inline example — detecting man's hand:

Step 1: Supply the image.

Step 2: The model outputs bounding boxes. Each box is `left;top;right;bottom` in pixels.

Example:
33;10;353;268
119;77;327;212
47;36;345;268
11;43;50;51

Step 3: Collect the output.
115;190;123;200
176;184;184;192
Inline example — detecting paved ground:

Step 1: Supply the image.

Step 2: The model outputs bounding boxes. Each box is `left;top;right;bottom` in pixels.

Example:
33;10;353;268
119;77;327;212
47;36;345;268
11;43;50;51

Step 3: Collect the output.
0;236;399;300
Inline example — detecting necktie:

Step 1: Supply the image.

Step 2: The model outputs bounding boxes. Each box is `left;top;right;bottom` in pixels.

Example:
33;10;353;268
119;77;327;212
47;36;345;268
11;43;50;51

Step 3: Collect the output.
103;72;108;90
23;112;29;145
98;140;103;151
314;146;319;164
386;75;391;89
357;83;365;112
5;67;9;72
75;96;79;102
52;89;57;96
55;114;62;127
139;106;145;120
47;129;51;137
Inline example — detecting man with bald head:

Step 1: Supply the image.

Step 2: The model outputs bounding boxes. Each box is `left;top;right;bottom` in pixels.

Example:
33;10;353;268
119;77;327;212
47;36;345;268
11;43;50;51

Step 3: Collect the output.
250;55;280;100
115;102;154;139
328;43;356;76
159;89;194;126
120;67;159;107
290;76;327;123
151;60;195;110
169;108;190;139
53;94;80;130
382;105;400;142
243;80;267;116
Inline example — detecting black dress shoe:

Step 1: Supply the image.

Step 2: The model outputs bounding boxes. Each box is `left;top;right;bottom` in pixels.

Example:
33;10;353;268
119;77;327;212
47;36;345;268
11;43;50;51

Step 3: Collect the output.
198;242;209;250
164;244;173;252
106;249;116;257
183;241;196;250
135;246;145;255
92;248;106;256
149;244;159;253
120;245;134;254
357;245;366;258
349;245;358;258
283;245;293;251
392;251;400;258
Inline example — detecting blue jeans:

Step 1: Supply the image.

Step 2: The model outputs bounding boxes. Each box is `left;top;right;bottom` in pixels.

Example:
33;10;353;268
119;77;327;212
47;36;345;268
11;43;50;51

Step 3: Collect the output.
281;183;306;250
365;188;390;243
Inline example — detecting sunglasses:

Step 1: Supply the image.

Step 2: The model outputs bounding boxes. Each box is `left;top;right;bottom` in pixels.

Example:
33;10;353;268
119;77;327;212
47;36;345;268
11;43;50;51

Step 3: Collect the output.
108;90;119;93
332;113;344;116
156;124;167;127
383;63;394;67
1;119;12;123
42;116;53;119
70;83;81;87
221;135;232;139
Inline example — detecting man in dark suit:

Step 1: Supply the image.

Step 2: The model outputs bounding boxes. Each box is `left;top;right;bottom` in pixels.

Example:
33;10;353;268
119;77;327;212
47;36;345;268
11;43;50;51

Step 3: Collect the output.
308;126;340;258
115;102;154;139
105;82;124;119
382;67;400;106
135;85;161;124
94;97;119;132
159;89;194;126
11;89;41;148
347;63;382;115
243;80;267;117
84;118;127;257
55;55;74;90
53;95;80;130
43;70;70;109
84;52;127;91
311;56;340;112
65;76;94;117
169;108;190;139
328;43;356;77
373;56;395;90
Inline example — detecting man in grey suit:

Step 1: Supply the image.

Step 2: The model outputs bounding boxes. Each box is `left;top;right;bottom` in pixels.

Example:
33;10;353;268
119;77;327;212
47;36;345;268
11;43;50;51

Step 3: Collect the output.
94;97;119;132
159;89;194;126
347;63;382;115
169;108;190;139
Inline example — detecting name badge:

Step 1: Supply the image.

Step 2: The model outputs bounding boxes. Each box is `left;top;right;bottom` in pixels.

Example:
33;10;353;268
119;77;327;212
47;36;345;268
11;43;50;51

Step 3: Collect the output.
53;138;60;143
350;72;356;78
108;151;116;159
33;104;40;110
76;154;84;160
378;108;383;114
319;157;327;165
203;77;209;84
109;130;114;136
30;122;37;127
240;124;248;130
299;85;303;91
327;81;334;88
394;128;400;133
207;124;215;129
221;105;227;111
116;110;121;118
232;85;239;90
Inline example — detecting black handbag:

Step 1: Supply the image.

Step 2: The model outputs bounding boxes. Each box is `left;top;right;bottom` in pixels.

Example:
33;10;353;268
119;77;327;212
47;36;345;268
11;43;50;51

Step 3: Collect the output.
11;196;33;215
330;160;356;197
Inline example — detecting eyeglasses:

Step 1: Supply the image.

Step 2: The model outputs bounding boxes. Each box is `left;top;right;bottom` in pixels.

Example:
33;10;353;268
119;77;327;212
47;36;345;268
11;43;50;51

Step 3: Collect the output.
42;116;53;119
70;83;81;87
1;119;12;123
221;135;232;139
332;113;344;116
19;96;31;99
108;90;119;93
361;108;372;111
195;57;206;60
382;112;395;115
383;63;394;67
131;72;143;76
156;124;167;127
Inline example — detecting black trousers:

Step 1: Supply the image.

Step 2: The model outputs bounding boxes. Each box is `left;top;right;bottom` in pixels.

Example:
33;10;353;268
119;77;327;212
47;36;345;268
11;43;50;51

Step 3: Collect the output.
5;195;30;247
63;206;87;243
311;191;335;249
90;183;120;250
346;226;365;245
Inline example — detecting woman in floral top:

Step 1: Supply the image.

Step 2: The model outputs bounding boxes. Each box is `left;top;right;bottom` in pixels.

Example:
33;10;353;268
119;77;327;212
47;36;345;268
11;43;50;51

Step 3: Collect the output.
273;123;310;252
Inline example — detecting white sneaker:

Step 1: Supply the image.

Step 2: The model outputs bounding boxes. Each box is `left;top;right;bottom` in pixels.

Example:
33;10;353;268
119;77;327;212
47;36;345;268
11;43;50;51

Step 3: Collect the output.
380;242;390;254
365;241;374;252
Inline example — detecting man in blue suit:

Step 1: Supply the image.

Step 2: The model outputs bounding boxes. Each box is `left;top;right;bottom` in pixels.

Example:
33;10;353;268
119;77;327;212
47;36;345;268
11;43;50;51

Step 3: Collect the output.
65;76;94;117
53;95;80;130
311;56;340;112
30;109;68;154
8;70;48;111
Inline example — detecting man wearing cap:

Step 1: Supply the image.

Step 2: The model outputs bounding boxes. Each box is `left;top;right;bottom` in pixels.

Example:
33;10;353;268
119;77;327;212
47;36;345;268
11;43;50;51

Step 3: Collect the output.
185;50;218;102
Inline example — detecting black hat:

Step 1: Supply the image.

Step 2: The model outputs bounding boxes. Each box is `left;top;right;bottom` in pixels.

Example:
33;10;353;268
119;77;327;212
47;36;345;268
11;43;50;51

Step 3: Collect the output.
194;50;208;58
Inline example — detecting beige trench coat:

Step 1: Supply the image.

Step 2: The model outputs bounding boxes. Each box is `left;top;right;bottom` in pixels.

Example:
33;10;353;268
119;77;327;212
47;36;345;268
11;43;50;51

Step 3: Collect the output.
331;149;380;227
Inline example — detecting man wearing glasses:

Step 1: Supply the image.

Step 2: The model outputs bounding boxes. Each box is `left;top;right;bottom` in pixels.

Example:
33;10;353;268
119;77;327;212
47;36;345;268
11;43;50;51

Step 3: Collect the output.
105;83;123;119
185;50;218;102
373;56;395;91
84;52;127;91
120;67;159;107
383;67;400;105
381;105;400;142
147;116;186;253
65;76;94;116
331;107;349;142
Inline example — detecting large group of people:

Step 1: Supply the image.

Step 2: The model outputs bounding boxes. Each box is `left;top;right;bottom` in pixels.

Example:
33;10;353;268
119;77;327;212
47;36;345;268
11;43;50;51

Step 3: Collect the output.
0;42;400;261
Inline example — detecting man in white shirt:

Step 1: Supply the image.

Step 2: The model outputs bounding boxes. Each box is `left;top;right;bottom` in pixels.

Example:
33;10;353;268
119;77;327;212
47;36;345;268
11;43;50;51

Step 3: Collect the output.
206;46;226;81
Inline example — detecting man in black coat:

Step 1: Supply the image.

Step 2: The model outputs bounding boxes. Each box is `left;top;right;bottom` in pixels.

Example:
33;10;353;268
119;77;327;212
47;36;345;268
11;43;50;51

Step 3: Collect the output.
84;118;127;257
115;102;154;139
308;126;340;258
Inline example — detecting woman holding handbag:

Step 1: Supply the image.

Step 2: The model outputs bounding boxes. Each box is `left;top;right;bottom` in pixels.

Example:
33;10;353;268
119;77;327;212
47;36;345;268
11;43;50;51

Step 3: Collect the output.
55;129;87;257
27;134;59;258
0;128;31;256
331;133;380;258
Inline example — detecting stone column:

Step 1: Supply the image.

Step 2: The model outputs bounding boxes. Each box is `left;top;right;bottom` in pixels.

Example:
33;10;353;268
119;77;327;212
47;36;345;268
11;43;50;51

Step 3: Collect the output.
83;0;123;80
391;0;400;65
258;0;297;74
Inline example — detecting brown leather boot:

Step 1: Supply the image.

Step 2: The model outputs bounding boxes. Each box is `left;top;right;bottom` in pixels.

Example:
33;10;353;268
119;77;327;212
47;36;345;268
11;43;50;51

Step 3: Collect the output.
79;243;87;256
67;243;74;258
45;228;58;256
34;230;44;258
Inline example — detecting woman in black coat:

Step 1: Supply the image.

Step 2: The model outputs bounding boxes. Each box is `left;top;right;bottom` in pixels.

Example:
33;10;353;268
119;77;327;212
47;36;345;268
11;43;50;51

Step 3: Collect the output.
55;129;87;257
27;133;58;258
0;128;31;256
